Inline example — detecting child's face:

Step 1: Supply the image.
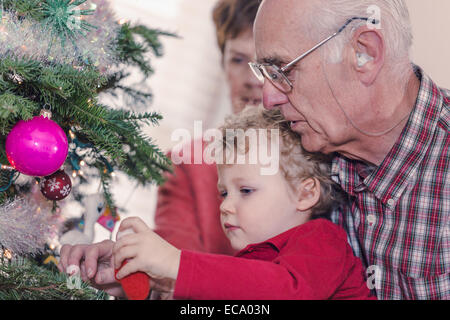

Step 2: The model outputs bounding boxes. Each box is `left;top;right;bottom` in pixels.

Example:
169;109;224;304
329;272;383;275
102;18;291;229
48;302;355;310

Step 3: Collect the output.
217;162;310;251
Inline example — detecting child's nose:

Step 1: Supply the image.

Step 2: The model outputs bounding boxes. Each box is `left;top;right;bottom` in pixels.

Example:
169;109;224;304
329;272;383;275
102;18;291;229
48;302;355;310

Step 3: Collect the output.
220;198;235;215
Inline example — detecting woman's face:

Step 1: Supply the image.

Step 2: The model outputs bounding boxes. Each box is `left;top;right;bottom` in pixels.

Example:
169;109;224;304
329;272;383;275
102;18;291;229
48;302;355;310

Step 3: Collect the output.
223;28;263;114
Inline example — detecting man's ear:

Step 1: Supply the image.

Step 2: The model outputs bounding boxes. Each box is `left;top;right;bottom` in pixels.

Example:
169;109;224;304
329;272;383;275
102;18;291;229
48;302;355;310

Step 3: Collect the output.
350;26;385;85
296;178;321;212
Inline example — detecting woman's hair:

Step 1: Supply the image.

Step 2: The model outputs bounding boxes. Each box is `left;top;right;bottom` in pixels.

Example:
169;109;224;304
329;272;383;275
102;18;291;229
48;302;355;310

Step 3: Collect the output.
212;0;261;54
218;106;343;219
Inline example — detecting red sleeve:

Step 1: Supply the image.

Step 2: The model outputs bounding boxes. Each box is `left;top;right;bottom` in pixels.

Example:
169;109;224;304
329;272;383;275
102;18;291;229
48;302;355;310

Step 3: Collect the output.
173;221;374;300
174;250;324;300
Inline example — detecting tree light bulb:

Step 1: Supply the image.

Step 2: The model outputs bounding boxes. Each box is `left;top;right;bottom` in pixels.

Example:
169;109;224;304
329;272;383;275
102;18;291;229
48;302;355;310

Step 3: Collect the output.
4;249;12;260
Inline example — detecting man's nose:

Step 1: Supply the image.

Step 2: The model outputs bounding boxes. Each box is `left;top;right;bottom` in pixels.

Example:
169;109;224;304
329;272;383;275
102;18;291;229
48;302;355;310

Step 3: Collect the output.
262;80;289;110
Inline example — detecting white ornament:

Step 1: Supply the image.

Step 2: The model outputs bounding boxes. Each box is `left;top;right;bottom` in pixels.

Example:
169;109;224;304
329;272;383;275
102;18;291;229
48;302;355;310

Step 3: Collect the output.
60;184;72;197
47;178;61;192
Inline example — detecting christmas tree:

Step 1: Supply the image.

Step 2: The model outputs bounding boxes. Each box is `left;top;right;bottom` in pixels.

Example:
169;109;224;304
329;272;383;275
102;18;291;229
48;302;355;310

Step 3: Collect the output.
0;0;174;299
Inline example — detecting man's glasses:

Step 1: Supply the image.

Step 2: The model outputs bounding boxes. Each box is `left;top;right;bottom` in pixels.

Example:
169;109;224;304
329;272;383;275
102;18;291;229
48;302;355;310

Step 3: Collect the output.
249;17;378;93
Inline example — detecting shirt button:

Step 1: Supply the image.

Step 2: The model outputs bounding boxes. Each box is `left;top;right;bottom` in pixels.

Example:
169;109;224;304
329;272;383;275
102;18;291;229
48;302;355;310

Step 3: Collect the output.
387;199;395;207
367;214;376;226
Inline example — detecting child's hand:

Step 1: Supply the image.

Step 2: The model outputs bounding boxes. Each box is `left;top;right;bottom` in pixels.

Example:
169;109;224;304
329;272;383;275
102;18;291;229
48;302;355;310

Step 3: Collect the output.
113;217;181;281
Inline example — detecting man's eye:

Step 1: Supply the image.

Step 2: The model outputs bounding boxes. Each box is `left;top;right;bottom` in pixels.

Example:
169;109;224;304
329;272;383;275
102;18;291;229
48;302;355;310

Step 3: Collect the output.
269;72;279;80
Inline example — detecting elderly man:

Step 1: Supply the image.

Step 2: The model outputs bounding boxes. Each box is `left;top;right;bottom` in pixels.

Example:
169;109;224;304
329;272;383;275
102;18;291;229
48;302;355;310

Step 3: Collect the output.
250;0;449;300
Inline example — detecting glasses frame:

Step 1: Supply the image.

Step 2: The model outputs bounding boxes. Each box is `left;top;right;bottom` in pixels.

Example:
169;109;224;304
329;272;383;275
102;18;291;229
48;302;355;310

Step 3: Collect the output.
249;17;378;93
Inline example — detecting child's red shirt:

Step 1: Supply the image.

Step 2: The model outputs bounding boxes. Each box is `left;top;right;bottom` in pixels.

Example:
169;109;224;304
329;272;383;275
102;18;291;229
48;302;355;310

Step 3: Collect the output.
174;218;377;300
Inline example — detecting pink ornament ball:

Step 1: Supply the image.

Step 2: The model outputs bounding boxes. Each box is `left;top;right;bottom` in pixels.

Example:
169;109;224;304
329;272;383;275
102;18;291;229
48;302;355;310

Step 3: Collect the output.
5;115;69;177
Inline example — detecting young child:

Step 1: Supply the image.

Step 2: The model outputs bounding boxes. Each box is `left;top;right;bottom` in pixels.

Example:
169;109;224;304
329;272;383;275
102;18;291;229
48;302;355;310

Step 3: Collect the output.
113;107;376;300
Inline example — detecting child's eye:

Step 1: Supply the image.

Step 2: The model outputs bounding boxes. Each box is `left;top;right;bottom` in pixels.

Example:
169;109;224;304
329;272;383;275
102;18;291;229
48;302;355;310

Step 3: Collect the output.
240;188;254;195
219;190;228;198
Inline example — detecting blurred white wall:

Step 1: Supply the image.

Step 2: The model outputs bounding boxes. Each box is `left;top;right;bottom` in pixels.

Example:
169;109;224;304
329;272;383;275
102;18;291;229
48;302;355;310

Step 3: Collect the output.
111;0;231;151
93;0;449;243
408;0;450;89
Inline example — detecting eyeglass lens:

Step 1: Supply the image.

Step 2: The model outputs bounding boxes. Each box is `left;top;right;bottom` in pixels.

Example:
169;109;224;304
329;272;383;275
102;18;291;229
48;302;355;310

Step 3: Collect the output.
249;63;291;93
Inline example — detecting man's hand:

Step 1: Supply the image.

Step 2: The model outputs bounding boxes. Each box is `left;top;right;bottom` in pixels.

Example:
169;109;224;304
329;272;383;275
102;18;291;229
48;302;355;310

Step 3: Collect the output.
113;217;181;283
58;240;125;297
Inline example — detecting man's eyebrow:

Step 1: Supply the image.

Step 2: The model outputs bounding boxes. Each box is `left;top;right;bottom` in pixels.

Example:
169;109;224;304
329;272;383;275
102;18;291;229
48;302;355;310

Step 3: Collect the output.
258;56;285;66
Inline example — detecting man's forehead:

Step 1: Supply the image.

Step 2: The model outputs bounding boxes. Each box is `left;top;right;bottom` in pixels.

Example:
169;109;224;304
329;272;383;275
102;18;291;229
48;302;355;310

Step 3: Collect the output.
254;28;306;65
258;0;304;17
254;0;311;63
255;0;312;31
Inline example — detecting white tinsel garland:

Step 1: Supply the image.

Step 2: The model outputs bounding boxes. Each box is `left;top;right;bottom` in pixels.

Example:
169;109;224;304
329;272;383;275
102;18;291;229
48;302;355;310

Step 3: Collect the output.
0;0;119;73
0;198;56;256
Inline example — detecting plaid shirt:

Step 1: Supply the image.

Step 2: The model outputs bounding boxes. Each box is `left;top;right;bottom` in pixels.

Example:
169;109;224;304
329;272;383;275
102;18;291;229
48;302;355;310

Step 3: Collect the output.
331;66;449;300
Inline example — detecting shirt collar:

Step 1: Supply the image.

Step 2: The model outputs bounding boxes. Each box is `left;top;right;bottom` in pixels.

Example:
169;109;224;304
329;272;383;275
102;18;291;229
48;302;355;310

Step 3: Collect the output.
236;219;319;256
332;65;445;209
264;225;300;251
235;224;302;257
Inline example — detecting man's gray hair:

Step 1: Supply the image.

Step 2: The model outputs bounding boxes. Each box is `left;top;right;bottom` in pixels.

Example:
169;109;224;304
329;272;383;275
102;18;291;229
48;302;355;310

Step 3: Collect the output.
307;0;413;79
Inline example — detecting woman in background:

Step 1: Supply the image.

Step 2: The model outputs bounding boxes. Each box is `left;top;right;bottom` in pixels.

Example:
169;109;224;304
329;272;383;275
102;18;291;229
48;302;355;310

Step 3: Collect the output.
153;0;262;255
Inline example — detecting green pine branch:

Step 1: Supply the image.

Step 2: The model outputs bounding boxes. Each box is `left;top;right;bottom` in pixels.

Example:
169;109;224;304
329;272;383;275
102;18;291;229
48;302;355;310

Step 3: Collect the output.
0;92;39;132
0;259;108;300
119;132;172;186
117;23;177;77
2;0;45;20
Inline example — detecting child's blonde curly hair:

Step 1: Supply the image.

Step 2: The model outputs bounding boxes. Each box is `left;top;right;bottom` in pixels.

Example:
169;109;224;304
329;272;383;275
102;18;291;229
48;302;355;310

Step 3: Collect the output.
218;106;342;218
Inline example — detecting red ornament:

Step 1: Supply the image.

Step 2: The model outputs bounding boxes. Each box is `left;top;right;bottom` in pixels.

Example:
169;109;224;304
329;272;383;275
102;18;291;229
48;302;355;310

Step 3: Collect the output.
114;229;151;300
40;170;72;201
115;260;151;300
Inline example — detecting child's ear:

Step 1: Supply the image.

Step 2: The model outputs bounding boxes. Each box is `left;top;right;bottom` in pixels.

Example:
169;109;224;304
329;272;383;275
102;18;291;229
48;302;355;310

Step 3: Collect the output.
296;178;321;212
